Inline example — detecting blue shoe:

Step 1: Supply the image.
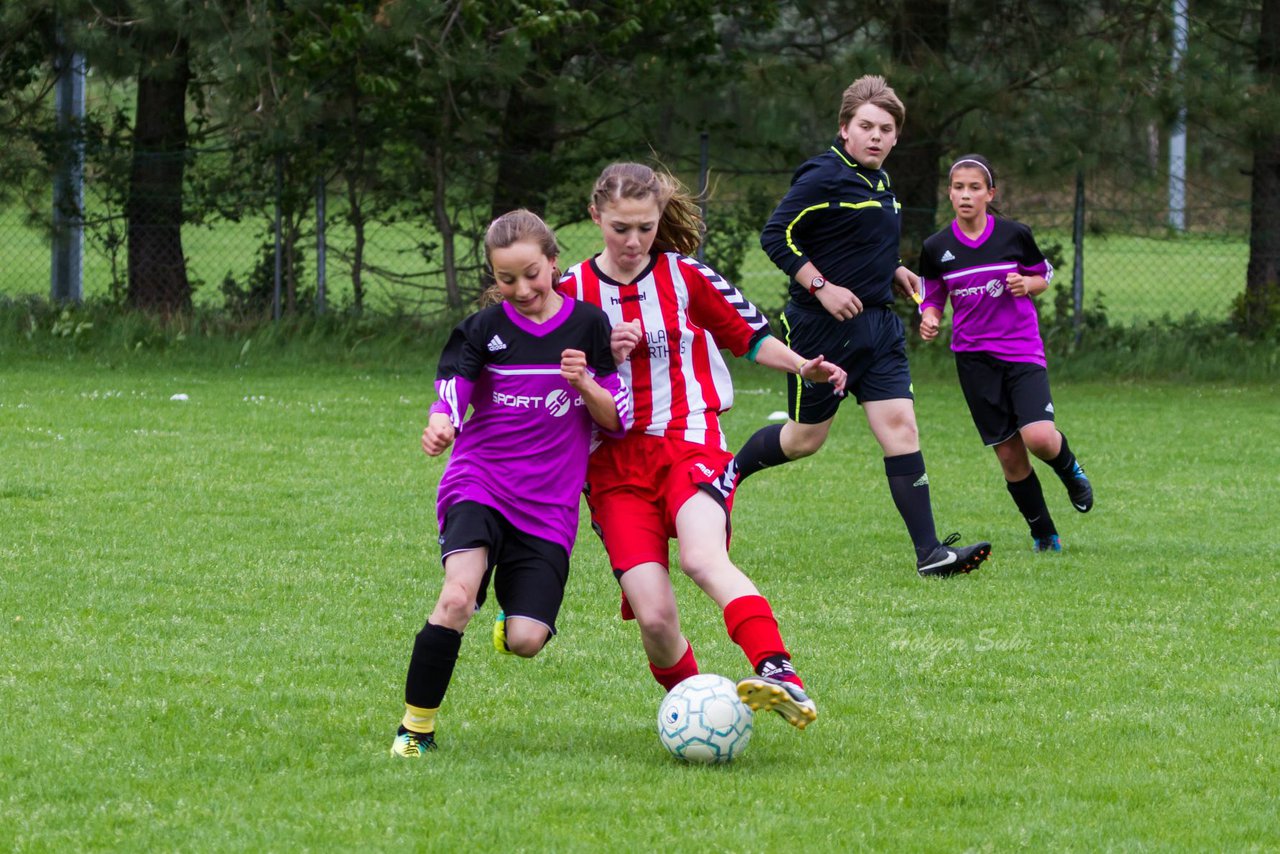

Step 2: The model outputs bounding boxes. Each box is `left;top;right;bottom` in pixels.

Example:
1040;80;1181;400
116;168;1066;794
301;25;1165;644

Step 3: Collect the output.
1033;534;1062;553
1063;462;1093;513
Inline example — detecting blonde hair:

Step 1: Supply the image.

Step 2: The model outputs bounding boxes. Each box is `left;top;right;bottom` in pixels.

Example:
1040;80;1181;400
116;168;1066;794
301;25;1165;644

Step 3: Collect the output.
838;75;905;132
590;162;704;257
477;209;559;307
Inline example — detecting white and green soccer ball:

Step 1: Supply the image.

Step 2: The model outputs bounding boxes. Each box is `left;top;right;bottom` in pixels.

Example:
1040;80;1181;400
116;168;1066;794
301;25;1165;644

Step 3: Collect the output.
657;673;753;763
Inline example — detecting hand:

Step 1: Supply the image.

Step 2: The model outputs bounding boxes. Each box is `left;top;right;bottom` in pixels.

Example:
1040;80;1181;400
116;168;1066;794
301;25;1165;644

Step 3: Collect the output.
610;320;643;365
421;412;456;457
894;265;921;302
1006;272;1033;297
919;309;942;341
560;348;591;389
799;354;848;397
815;281;863;321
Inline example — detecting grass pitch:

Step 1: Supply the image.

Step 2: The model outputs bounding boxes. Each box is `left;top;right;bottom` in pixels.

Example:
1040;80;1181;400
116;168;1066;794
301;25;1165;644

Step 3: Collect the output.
2;350;1277;850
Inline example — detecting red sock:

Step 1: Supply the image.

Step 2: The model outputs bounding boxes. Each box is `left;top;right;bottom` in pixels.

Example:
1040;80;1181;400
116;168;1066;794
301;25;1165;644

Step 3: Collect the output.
723;595;803;688
649;641;698;691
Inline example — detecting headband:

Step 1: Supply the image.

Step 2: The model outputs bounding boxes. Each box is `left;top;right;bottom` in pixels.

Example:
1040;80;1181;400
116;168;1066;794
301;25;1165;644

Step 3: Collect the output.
950;159;994;187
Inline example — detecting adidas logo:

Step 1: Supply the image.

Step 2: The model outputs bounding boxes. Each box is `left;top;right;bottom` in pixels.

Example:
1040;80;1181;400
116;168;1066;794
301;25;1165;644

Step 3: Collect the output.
1045;402;1055;413
940;250;955;262
913;474;930;488
487;335;507;352
876;179;885;191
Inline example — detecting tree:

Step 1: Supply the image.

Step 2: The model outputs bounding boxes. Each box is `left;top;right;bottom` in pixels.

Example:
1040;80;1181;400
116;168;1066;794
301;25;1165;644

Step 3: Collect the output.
1244;0;1280;335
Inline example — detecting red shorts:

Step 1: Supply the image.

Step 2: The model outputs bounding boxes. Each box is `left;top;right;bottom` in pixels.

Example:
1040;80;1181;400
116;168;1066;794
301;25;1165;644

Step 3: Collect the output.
585;435;737;572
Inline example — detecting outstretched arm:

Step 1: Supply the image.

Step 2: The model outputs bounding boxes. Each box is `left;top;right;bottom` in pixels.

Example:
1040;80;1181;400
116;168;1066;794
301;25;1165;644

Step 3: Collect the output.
752;335;847;396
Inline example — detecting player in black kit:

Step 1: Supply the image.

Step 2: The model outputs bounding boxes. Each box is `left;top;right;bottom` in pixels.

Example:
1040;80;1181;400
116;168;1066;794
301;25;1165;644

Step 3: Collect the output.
734;75;991;578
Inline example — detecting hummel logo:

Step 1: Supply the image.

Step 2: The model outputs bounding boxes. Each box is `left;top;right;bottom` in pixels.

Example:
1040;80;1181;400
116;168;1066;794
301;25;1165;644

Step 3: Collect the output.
695;463;716;478
913;474;929;488
487;335;507;352
1045;402;1055;413
940;250;956;262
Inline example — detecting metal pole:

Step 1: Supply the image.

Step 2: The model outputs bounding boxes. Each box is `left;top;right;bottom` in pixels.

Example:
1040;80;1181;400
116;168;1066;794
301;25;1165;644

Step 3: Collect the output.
696;131;709;262
1168;0;1189;231
51;28;86;304
315;175;326;315
273;153;283;321
1072;169;1086;346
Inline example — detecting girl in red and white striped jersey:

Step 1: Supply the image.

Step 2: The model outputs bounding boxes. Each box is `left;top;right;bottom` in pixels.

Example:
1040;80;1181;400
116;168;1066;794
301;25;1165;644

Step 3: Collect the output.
560;162;846;729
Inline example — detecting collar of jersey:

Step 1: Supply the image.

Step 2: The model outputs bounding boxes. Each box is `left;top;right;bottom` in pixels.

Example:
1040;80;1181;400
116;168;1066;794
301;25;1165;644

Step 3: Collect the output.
829;142;889;190
589;251;659;287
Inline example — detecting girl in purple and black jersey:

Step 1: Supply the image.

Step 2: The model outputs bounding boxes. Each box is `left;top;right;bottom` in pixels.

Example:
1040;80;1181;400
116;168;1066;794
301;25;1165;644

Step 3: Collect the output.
390;210;631;757
918;155;1094;553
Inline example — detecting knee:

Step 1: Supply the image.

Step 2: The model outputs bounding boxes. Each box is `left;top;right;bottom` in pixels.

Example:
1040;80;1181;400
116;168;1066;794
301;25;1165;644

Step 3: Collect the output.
505;622;549;658
632;597;680;641
1020;424;1059;458
433;585;476;627
785;430;826;459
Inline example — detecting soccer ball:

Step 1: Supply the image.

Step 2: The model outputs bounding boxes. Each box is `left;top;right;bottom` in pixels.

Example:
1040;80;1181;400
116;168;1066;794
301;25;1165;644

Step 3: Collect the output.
657;674;753;763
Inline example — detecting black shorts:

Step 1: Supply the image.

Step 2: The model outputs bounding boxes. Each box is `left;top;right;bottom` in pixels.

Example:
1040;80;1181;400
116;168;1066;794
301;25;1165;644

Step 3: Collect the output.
439;501;569;635
781;302;913;422
954;351;1056;446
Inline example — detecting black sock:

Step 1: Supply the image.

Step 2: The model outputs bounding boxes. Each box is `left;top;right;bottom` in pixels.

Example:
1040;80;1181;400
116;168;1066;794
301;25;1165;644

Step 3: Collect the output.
734;423;791;482
884;451;940;560
1048;432;1078;481
405;621;463;710
1006;471;1056;539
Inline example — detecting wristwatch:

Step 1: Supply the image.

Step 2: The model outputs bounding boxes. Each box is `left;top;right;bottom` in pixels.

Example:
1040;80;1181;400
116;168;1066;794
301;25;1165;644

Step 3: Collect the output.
807;276;827;294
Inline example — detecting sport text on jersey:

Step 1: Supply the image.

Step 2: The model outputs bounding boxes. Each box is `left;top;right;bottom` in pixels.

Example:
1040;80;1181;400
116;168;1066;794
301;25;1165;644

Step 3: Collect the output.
491;389;585;416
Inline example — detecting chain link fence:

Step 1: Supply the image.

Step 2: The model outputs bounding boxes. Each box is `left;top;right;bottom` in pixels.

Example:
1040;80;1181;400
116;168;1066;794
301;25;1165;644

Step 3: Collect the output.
1;140;1254;329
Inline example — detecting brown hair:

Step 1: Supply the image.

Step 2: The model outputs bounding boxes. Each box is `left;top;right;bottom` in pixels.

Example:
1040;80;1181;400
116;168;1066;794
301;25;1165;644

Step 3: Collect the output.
949;153;997;188
477;209;559;307
838;75;905;132
590;162;704;257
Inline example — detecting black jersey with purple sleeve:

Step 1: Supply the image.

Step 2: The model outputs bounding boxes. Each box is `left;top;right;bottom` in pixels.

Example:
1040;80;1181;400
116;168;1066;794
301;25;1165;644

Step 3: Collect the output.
429;297;630;555
919;215;1054;366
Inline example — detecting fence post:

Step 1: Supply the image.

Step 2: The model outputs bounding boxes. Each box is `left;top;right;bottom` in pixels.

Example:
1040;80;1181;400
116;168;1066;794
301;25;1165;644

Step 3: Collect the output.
315;175;327;315
696;131;709;262
1072;169;1085;345
51;26;85;304
1168;0;1189;231
273;153;283;322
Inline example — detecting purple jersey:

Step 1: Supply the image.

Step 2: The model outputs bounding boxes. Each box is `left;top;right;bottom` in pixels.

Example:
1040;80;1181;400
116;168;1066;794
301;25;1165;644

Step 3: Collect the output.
429;296;630;554
919;215;1054;366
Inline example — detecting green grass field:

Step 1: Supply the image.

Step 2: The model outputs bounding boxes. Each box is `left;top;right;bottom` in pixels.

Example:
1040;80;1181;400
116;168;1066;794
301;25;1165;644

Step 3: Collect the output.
1;204;1249;326
2;347;1277;850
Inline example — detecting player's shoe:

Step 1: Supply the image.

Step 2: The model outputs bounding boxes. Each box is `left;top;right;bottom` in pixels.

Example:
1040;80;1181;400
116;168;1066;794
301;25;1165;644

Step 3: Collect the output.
1033;534;1062;553
493;611;513;655
736;676;817;730
390;726;436;757
1062;462;1093;513
917;533;992;578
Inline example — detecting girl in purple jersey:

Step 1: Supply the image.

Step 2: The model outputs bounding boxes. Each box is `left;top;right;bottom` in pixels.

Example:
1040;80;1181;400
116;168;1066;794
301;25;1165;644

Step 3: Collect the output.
390;210;630;757
918;155;1094;553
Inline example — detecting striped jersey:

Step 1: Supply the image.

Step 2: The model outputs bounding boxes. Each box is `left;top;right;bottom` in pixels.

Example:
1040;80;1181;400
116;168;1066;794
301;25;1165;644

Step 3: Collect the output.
428;296;631;554
919;215;1054;367
560;252;771;451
